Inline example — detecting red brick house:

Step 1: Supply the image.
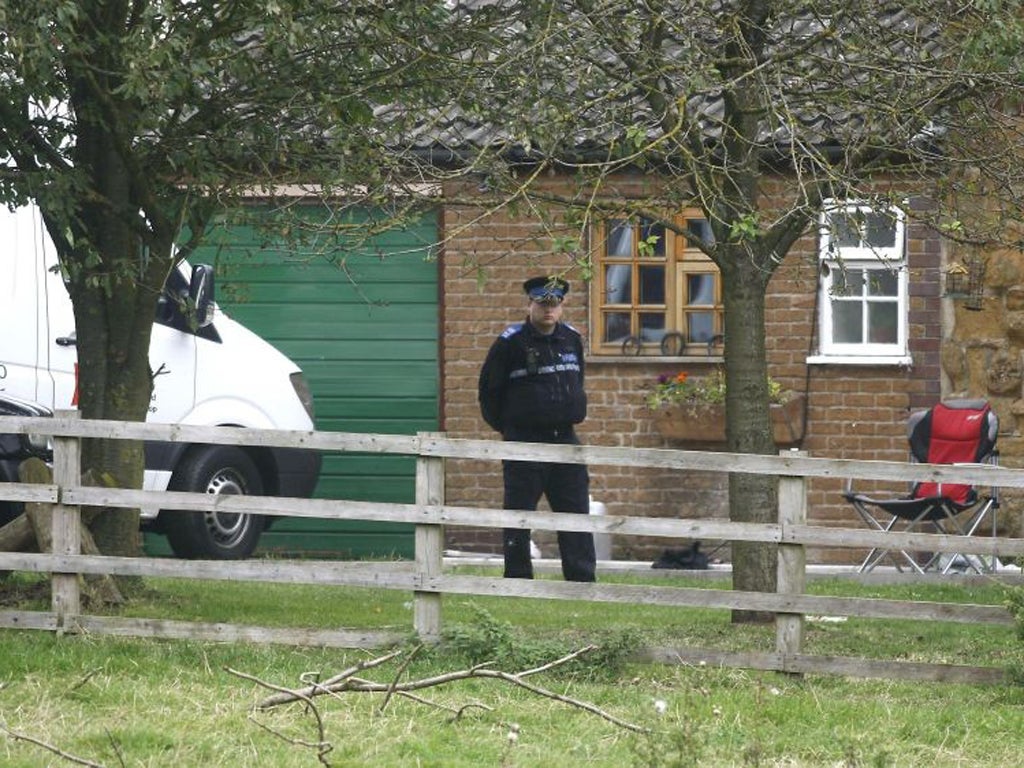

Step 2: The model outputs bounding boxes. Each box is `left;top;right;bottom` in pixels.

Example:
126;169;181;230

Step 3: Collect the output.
435;174;965;564
355;7;1024;566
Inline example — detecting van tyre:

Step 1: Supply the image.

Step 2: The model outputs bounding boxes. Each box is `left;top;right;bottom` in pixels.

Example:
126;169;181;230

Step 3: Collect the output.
164;446;264;559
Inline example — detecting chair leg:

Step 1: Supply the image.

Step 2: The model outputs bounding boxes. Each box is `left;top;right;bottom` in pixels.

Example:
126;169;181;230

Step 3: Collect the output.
895;547;927;574
963;502;998;573
858;547;888;573
857;512;896;573
857;515;926;574
932;500;998;574
859;546;926;574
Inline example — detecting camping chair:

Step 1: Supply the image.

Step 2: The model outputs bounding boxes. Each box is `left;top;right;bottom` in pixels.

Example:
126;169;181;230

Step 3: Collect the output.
844;399;999;574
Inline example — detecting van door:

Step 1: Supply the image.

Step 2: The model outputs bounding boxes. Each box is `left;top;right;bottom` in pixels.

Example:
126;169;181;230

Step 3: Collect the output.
35;232;201;422
0;206;64;406
147;267;201;423
39;235;79;411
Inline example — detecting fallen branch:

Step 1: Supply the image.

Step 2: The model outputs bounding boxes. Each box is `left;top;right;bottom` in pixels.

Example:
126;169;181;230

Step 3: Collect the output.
229;644;648;734
246;714;333;765
447;701;495;722
379;643;423;713
71;668;102;692
227;667;333;766
0;723;105;767
254;648;405;709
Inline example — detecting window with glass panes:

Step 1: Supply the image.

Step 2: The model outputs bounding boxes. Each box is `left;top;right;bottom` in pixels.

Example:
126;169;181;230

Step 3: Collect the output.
817;201;907;358
590;212;723;356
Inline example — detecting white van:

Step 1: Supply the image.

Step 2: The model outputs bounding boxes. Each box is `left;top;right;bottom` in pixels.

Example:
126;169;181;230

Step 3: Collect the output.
0;204;321;559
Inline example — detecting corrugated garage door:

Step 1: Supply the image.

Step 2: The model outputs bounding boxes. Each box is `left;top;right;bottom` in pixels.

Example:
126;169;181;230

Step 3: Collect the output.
189;205;439;558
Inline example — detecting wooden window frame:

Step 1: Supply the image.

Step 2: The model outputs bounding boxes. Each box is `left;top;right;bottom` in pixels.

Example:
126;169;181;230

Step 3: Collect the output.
589;211;723;358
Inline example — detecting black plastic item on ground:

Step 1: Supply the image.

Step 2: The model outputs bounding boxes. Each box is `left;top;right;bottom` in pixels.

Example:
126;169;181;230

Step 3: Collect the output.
652;541;709;570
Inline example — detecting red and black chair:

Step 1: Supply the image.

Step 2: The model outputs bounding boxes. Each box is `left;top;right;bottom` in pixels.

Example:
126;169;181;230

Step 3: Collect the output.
844;399;999;574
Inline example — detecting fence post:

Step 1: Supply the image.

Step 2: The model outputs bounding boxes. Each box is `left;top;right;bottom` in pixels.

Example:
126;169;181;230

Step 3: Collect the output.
775;450;807;674
413;433;445;642
51;410;82;629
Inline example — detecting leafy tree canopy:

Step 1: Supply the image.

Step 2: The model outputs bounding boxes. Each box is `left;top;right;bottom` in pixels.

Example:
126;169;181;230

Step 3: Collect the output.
0;0;486;559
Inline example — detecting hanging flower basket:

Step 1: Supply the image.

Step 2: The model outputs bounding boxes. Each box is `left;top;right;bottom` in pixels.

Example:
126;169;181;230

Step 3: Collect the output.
652;394;806;445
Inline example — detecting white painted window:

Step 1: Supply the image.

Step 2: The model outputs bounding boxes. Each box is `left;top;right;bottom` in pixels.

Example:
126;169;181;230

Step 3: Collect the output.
814;201;908;362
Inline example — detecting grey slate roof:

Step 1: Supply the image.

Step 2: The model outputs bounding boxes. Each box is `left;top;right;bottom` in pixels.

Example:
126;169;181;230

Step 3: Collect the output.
379;3;945;165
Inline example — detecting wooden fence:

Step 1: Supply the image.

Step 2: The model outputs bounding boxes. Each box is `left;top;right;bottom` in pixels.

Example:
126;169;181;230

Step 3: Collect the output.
2;411;1024;684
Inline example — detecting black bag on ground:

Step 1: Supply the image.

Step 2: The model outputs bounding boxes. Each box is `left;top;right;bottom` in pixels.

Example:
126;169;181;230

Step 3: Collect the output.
652;541;709;570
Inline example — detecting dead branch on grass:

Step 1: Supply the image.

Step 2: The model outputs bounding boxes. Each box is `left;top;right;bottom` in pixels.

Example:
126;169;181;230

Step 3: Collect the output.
379;642;422;713
291;647;405;706
226;644;648;735
226;667;333;766
70;668;102;692
448;701;495;722
0;723;106;767
246;714;333;764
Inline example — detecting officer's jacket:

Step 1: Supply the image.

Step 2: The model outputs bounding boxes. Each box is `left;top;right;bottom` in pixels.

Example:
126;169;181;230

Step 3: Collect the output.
478;319;586;434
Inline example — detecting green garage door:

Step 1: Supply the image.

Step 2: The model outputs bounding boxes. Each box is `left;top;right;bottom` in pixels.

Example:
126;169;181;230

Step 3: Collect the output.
192;205;440;558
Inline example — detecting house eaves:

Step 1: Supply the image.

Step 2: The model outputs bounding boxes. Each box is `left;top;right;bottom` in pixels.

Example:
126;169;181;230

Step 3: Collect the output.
384;3;948;172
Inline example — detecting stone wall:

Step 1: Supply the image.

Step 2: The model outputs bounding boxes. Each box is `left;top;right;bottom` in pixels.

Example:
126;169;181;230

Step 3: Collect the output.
942;243;1024;539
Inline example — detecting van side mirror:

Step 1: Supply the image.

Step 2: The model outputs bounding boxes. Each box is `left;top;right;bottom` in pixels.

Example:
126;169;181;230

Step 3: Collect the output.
188;264;215;329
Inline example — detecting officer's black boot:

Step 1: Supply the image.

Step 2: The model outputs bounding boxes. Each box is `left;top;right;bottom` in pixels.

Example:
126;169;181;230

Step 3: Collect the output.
503;528;534;578
558;531;596;582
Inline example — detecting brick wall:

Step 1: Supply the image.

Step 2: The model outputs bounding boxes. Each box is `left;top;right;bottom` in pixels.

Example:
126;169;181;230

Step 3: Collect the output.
440;177;944;564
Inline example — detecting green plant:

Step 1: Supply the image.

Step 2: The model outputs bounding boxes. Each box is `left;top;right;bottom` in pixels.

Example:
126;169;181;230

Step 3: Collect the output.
1003;584;1024;642
435;602;639;680
645;369;785;409
631;721;707;768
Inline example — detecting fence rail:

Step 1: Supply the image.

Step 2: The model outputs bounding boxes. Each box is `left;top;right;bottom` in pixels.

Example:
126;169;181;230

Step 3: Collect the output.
1;412;1023;684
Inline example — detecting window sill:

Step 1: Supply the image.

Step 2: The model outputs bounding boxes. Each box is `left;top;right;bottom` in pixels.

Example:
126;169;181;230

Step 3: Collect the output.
587;354;725;365
806;354;912;367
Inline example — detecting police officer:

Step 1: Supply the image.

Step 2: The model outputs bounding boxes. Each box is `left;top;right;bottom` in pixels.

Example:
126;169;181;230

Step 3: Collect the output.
478;275;596;582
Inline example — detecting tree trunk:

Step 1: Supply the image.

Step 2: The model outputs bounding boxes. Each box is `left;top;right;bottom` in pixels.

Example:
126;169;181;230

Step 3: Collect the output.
59;89;177;563
14;458;124;604
721;250;778;623
67;255;161;561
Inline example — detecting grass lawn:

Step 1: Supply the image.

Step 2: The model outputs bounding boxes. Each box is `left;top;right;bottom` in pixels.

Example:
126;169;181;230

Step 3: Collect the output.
2;569;1023;766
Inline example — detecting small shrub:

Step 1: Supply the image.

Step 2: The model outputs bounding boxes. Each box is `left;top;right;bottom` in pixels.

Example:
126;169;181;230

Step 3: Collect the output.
432;602;639;679
631;722;707;768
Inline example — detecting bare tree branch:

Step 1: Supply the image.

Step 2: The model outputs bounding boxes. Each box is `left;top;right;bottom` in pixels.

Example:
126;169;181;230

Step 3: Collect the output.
0;723;105;768
233;645;648;734
226;667;333;766
379;642;423;713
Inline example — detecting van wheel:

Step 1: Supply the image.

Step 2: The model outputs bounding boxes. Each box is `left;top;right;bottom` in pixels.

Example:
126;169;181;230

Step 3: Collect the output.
164;446;264;559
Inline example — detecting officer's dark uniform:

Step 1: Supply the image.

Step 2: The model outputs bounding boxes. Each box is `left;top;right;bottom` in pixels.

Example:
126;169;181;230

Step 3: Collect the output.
478;276;596;582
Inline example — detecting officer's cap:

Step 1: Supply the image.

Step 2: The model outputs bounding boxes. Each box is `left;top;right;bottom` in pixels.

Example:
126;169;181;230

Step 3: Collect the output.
523;275;569;303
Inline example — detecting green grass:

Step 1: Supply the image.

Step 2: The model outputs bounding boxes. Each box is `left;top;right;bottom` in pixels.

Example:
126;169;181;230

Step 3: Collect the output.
2;570;1024;766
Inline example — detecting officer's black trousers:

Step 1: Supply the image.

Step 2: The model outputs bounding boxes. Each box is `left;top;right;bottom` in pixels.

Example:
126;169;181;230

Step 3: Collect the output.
501;439;596;582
